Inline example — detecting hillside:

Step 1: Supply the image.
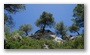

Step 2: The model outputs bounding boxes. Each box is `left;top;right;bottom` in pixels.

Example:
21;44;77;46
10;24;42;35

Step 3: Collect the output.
4;30;84;49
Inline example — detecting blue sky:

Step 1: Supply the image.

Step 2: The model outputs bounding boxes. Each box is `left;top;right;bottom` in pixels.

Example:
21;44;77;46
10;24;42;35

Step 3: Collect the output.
11;4;82;36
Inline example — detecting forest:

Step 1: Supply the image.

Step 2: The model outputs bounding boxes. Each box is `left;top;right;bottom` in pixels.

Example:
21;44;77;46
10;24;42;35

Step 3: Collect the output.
4;4;84;49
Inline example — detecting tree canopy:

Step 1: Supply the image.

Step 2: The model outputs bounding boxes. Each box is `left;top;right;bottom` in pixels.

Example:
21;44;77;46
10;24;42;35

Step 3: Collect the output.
72;4;84;28
68;24;80;35
19;24;33;36
55;21;67;40
4;14;14;28
4;4;25;32
4;4;25;14
35;11;55;32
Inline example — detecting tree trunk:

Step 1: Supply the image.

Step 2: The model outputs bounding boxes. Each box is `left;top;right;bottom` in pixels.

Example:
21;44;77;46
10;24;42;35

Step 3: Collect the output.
25;31;28;36
42;25;46;33
61;35;64;40
76;31;80;35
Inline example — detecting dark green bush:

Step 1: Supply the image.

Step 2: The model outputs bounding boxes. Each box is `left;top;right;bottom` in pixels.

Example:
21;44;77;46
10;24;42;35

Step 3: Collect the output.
4;35;84;49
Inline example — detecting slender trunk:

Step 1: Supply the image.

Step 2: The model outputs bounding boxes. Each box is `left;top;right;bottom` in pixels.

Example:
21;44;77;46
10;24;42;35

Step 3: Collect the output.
61;35;64;40
76;31;80;35
25;31;28;36
42;25;46;33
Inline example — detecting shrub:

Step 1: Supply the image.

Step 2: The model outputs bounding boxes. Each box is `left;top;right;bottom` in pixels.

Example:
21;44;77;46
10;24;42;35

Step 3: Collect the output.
4;35;84;49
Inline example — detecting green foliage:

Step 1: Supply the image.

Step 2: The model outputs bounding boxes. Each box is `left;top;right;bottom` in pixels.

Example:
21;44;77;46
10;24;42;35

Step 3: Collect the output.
4;4;25;33
4;14;14;28
4;35;84;49
72;4;84;28
19;24;33;36
55;21;67;39
11;30;24;36
4;4;25;13
35;11;55;31
4;4;25;26
68;24;80;35
5;37;44;49
72;37;84;49
4;24;10;34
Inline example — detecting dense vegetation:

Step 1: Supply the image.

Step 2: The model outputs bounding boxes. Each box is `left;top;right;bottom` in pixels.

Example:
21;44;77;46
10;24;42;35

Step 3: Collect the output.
4;33;84;49
4;4;84;49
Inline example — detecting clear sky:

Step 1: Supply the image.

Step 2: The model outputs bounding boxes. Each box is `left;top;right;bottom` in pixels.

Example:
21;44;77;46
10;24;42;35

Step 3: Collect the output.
11;4;82;36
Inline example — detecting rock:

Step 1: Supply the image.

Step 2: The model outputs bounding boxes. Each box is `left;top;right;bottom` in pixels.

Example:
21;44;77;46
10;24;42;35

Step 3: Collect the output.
12;33;22;40
50;35;56;39
66;35;72;38
70;36;77;40
44;44;49;49
35;29;55;35
43;34;50;39
54;37;63;43
34;29;55;39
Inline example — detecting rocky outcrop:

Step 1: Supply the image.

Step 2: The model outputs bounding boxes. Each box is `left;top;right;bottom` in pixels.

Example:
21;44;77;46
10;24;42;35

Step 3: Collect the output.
44;43;49;49
70;36;78;40
32;29;56;39
35;29;55;35
50;35;56;39
54;37;63;43
29;29;79;43
10;33;22;41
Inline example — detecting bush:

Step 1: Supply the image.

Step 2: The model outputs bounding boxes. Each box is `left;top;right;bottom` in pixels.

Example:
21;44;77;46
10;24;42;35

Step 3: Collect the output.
4;35;84;49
